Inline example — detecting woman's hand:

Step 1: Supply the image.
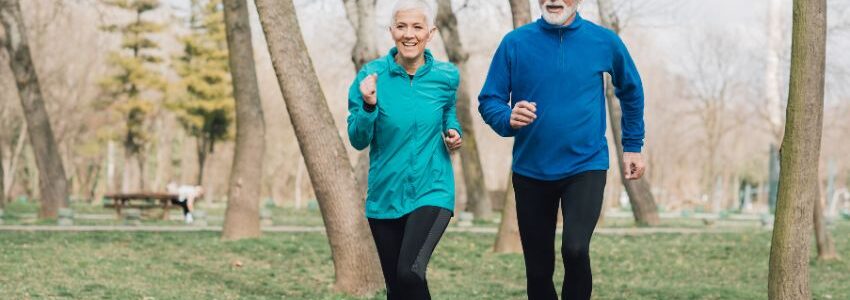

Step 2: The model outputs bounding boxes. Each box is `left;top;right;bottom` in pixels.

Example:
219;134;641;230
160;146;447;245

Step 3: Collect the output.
359;74;378;105
444;129;462;151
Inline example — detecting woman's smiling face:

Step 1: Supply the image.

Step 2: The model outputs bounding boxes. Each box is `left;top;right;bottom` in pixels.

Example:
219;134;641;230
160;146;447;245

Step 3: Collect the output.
390;9;434;62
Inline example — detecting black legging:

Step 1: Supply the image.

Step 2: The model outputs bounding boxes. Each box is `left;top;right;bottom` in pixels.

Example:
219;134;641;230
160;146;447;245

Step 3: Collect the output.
368;206;452;300
513;170;607;300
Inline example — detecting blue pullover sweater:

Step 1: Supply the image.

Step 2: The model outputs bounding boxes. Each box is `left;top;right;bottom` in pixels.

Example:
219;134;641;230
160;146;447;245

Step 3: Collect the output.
478;13;645;180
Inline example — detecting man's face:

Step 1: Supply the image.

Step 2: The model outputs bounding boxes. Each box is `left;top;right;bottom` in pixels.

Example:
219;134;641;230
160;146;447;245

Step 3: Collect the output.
539;0;580;26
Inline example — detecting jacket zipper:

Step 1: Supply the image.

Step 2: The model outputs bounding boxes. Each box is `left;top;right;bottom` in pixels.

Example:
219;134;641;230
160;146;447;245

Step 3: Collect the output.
559;29;565;70
407;74;417;197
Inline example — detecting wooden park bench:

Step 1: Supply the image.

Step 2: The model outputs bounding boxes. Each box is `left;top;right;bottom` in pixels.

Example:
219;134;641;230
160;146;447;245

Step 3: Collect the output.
104;192;181;220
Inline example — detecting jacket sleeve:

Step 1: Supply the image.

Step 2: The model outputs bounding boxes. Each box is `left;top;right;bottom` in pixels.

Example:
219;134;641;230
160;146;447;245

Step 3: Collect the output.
610;34;645;153
347;68;379;150
478;38;517;137
443;68;463;138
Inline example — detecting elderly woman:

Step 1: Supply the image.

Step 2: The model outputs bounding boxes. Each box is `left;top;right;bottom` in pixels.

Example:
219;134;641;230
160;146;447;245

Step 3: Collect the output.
346;0;462;299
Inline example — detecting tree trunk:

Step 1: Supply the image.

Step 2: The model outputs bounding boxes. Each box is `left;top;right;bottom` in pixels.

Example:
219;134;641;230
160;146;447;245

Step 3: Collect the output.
294;157;304;209
121;150;131;193
343;0;378;71
254;0;383;295
4;122;25;198
451;151;467;211
221;0;266;241
151;119;170;191
814;182;838;260
137;153;145;191
196;137;207;186
597;0;660;227
766;0;785;142
436;0;492;221
508;0;531;29
768;0;826;298
106;140;115;193
354;151;369;196
88;161;102;203
0;144;5;208
341;0;380;197
494;0;531;254
494;173;523;253
73;160;90;200
23;149;36;199
0;0;68;218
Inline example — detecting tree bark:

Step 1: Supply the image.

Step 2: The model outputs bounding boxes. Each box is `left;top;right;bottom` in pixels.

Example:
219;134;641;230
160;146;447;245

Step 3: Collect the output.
494;0;531;254
813;182;838;260
87;161;102;203
254;0;383;295
436;0;492;221
508;0;532;29
106;140;115;192
341;0;380;197
494;173;523;253
294;157;304;209
3;122;25;198
0;144;5;207
137;152;145;190
768;0;827;298
121;151;131;193
343;0;378;71
597;0;660;227
221;0;266;241
0;0;68;218
196;137;207;186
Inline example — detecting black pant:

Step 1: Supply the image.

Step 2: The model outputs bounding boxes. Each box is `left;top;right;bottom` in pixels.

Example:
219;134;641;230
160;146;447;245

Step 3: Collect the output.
368;206;452;300
170;199;190;215
513;170;607;300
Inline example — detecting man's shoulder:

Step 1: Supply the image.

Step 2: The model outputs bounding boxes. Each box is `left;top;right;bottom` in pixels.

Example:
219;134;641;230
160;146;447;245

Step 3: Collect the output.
502;21;540;44
579;19;622;43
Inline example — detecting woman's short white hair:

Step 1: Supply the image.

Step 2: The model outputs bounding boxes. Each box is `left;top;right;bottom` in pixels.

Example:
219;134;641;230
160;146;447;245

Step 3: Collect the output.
391;0;436;27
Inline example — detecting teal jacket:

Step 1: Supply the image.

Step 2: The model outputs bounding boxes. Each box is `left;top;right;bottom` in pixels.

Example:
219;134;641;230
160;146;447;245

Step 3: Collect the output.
347;48;462;219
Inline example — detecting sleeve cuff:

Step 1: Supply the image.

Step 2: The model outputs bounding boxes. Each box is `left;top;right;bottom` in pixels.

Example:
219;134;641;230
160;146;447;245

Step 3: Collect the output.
623;145;642;153
447;126;463;138
501;112;518;137
363;102;377;112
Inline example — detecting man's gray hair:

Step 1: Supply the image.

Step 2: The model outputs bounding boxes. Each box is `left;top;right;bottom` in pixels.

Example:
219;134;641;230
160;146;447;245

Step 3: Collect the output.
391;0;436;27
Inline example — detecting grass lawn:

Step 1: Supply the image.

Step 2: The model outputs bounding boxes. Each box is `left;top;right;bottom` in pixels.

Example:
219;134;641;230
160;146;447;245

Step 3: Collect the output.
0;201;327;227
1;201;779;229
1;223;848;299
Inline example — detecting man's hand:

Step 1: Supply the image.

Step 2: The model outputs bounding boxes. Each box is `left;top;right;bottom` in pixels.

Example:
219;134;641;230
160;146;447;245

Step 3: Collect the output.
359;73;378;105
444;129;462;151
623;152;646;180
510;101;537;129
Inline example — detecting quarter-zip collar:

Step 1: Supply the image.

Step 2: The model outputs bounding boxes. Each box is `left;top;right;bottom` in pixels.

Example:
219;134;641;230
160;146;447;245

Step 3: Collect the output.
536;12;585;32
387;47;434;78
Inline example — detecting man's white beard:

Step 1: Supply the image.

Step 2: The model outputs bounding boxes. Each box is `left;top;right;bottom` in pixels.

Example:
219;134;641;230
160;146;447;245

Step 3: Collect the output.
541;3;578;26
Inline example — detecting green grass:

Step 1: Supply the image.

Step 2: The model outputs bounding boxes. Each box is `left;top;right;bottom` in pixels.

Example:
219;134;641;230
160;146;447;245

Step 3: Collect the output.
0;225;848;299
0;201;326;227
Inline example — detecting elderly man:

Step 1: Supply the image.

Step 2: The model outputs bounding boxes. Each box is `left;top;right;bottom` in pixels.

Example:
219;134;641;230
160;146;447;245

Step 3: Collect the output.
478;0;646;299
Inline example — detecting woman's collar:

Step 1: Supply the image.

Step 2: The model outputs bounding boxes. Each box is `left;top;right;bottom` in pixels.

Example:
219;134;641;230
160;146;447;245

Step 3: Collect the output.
387;47;433;77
